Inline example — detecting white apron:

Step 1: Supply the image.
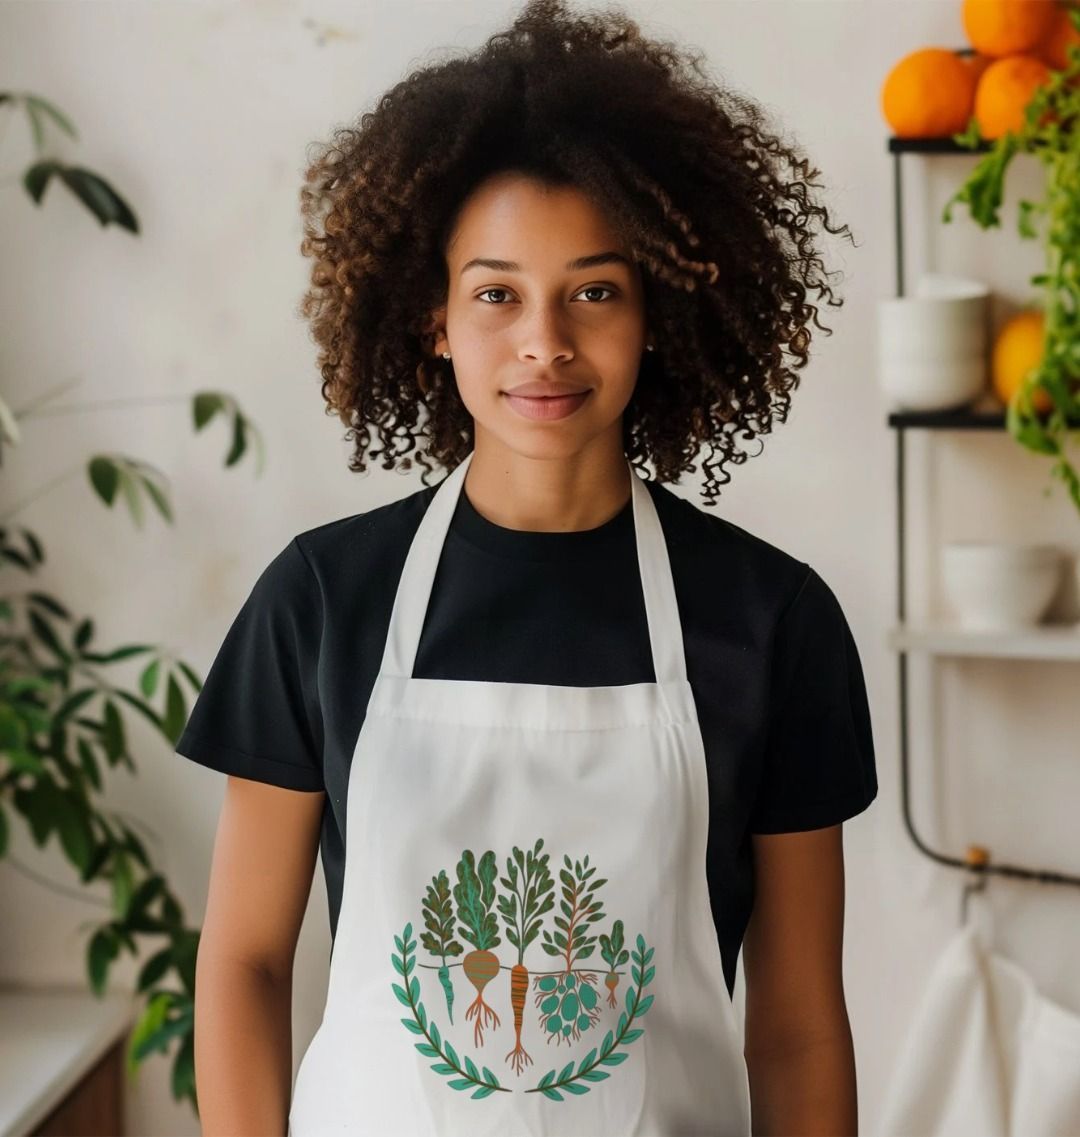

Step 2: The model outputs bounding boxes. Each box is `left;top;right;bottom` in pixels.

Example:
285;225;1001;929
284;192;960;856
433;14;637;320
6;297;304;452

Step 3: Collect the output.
288;449;752;1137
877;891;1080;1136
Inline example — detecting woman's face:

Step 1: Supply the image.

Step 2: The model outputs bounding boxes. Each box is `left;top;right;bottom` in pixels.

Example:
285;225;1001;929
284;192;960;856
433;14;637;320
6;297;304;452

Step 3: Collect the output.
429;172;650;462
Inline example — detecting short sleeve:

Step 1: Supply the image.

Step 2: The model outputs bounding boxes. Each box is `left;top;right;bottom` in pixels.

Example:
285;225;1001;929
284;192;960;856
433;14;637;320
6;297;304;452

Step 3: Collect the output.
749;566;878;834
175;537;325;792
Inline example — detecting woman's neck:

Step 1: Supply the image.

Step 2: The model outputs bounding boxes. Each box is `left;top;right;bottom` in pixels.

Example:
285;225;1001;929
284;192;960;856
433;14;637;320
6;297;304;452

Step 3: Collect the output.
461;435;633;533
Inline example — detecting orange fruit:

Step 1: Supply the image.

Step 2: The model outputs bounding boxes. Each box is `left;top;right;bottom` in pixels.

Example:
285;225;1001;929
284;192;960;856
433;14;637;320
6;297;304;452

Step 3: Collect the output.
963;0;1057;56
1035;1;1080;70
882;48;977;137
962;51;997;85
974;54;1053;137
991;309;1055;413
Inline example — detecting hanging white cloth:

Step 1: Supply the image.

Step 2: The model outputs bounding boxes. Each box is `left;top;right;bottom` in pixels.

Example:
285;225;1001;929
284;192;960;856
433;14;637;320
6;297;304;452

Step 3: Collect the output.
877;890;1080;1136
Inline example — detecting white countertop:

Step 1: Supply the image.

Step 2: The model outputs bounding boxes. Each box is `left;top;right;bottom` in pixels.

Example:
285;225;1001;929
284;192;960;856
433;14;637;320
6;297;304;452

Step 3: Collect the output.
0;984;140;1137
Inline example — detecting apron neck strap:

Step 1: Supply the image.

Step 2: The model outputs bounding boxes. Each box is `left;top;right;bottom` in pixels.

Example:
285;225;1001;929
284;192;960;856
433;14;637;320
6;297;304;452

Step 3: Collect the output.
379;449;689;686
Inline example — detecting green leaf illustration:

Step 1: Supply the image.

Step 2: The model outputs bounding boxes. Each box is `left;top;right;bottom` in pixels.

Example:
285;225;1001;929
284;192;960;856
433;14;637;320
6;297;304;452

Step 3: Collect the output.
390;923;507;1098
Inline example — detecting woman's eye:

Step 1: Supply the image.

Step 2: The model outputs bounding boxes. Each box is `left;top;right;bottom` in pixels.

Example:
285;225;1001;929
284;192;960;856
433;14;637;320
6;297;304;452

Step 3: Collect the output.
475;286;615;304
476;287;513;304
577;286;615;302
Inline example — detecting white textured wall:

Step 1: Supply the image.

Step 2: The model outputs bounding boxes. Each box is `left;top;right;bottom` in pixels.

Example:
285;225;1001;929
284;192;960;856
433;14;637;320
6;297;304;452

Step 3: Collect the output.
2;2;1078;1134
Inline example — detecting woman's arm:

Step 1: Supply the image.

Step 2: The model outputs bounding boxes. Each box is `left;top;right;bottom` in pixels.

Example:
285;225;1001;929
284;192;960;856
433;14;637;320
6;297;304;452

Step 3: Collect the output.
742;823;858;1136
194;775;326;1136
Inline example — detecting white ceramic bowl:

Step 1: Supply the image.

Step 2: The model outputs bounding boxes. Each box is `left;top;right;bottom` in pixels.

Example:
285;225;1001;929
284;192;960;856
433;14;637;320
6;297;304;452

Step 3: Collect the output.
941;542;1063;630
879;354;986;411
878;274;990;411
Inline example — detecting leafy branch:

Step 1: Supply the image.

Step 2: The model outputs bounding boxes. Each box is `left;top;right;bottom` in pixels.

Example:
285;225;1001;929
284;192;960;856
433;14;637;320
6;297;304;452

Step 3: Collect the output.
541;853;606;972
496;836;555;961
0;533;208;1101
392;923;509;1098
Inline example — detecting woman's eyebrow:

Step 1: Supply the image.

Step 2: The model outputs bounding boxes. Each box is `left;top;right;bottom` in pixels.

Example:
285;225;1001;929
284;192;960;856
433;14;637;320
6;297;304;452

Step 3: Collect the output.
460;251;631;275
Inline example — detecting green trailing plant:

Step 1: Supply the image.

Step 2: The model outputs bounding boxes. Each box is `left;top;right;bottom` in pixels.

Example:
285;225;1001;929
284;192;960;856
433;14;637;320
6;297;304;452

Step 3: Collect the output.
943;16;1080;514
1;90;264;1115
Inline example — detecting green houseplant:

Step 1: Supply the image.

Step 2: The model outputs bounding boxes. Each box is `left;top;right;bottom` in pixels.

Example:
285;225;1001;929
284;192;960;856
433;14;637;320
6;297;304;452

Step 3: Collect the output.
943;9;1080;515
1;89;265;1114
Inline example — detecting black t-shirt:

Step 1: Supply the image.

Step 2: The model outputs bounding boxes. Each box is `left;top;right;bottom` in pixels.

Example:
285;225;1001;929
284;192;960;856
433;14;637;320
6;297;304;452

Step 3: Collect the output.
176;472;878;999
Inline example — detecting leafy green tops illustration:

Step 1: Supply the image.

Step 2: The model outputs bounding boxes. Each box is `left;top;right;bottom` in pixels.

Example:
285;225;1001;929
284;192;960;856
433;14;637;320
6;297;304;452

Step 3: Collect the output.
420;869;463;1024
495;838;555;1073
393;839;656;1103
533;854;608;1044
599;919;630;1008
452;849;501;1047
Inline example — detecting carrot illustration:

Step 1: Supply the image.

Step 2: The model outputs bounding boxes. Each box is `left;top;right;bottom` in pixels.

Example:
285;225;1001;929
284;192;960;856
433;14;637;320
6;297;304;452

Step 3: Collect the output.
420;868;463;1023
453;848;502;1047
598;918;630;1008
534;853;606;1044
495;838;555;1073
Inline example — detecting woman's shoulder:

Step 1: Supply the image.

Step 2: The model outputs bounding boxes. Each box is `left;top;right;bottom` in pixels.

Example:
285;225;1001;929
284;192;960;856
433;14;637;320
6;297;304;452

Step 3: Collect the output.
647;479;810;609
292;481;439;569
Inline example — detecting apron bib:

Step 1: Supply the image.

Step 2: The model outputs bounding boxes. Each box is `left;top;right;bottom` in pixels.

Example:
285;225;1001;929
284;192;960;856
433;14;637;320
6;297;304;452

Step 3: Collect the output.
288;449;752;1136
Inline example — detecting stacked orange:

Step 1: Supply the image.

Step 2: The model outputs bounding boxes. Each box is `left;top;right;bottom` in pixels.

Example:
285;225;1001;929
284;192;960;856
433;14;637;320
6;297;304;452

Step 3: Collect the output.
881;0;1079;141
992;309;1055;415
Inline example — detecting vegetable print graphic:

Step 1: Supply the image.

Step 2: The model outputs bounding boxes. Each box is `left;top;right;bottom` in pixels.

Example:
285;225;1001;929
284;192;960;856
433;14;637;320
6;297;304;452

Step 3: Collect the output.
496;838;555;1072
391;838;656;1101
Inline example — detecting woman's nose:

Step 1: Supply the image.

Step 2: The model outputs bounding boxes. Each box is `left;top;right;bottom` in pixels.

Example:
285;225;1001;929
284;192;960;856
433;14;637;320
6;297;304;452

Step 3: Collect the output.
515;307;576;363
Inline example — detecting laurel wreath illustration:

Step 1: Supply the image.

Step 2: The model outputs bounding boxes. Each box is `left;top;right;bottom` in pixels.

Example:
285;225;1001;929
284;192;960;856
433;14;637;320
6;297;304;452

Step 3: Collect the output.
390;837;656;1101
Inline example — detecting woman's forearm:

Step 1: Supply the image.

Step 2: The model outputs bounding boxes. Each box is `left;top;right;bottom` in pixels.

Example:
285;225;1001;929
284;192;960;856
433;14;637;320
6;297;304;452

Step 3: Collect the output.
745;1028;858;1136
194;952;294;1136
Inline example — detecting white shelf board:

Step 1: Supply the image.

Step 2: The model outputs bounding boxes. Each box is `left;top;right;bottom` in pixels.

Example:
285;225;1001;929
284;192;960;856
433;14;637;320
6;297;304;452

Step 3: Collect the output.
0;983;138;1137
888;622;1080;661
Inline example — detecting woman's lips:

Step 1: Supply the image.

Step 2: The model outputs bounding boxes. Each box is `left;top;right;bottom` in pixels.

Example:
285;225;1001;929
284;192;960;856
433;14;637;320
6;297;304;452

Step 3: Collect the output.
502;390;592;421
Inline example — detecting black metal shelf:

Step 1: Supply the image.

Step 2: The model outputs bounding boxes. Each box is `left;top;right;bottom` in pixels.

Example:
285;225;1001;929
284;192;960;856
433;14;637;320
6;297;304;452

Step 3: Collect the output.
888;407;1007;430
887;135;993;155
887;137;1080;891
888;407;1080;430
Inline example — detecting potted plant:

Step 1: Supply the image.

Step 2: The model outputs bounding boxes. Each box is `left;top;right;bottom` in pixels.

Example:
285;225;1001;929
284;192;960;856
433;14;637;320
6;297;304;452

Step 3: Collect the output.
1;88;264;1114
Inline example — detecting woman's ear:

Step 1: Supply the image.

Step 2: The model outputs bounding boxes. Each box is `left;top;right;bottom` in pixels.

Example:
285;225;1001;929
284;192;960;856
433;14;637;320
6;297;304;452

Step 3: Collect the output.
423;305;449;358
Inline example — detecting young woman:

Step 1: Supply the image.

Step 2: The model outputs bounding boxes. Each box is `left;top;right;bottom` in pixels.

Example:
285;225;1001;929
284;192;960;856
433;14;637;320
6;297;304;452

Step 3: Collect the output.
178;1;876;1133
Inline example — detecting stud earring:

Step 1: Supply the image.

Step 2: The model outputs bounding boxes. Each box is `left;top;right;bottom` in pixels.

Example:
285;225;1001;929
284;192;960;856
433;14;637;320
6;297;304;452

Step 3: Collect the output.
645;343;655;352
441;351;451;360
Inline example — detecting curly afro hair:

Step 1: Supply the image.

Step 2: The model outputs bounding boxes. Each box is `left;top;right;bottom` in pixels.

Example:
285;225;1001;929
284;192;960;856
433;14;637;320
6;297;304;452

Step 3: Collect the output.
297;0;856;507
